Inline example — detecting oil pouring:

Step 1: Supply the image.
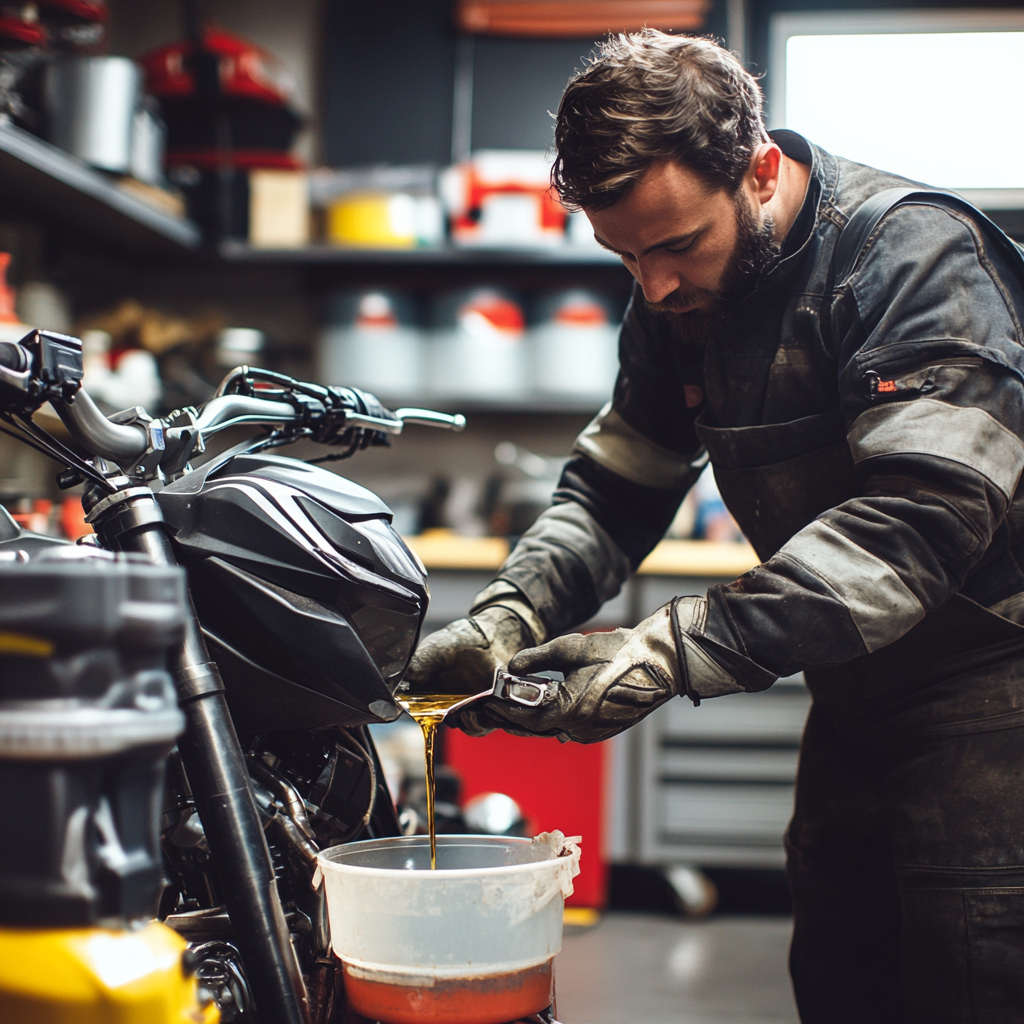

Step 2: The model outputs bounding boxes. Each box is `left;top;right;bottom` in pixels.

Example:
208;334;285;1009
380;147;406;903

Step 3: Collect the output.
396;670;551;868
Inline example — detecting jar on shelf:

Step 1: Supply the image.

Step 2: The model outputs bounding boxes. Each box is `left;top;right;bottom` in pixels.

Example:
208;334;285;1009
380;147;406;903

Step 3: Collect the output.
317;290;423;400
530;290;618;400
428;288;526;401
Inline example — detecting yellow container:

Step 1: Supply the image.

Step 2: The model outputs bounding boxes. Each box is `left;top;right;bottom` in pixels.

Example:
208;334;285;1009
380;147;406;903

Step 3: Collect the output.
0;921;217;1024
327;191;417;248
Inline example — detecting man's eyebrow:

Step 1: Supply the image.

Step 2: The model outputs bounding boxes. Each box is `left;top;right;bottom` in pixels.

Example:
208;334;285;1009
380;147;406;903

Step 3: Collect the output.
593;232;699;258
593;235;628;256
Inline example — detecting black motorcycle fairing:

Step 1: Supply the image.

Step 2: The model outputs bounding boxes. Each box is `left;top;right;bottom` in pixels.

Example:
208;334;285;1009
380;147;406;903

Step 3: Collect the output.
190;557;401;727
202;632;390;733
160;451;392;517
158;459;424;603
220;454;391;518
156;452;429;730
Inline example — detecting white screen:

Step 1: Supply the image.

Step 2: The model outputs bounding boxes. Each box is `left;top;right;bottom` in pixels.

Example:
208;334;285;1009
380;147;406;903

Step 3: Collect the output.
783;31;1024;190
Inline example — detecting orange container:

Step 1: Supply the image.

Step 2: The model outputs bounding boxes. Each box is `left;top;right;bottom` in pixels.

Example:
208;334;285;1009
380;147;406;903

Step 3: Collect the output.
342;958;553;1024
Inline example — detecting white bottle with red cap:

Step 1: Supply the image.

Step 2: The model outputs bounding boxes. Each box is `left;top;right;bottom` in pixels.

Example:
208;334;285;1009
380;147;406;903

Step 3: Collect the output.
530;290;619;400
428;288;526;401
318;290;423;400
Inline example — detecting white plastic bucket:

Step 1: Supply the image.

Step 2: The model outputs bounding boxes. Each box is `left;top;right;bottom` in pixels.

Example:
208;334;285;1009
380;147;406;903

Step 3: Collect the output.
316;834;577;1024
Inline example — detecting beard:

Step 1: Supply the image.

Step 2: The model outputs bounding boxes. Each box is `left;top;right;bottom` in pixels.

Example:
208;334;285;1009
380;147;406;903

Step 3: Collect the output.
645;194;781;347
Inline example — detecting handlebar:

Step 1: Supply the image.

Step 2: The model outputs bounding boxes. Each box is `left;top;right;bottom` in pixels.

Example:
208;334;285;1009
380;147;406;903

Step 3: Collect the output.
47;381;464;471
54;389;149;462
195;394;300;434
0;336;467;485
195;397;464;438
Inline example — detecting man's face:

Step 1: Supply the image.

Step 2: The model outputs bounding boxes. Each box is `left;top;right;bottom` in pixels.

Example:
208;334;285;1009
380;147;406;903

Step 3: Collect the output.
586;159;779;324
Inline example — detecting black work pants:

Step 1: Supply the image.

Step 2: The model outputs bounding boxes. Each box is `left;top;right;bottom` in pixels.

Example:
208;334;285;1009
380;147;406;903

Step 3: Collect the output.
788;640;1024;1024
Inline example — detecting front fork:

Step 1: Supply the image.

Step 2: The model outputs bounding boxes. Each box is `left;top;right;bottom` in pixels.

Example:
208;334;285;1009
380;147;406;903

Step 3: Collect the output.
84;482;310;1024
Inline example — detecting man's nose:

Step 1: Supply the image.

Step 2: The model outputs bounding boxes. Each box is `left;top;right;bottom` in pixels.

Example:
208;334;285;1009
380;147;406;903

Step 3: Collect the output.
634;258;681;304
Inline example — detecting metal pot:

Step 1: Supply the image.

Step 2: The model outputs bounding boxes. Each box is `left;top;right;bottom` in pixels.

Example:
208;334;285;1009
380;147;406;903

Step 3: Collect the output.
45;55;141;172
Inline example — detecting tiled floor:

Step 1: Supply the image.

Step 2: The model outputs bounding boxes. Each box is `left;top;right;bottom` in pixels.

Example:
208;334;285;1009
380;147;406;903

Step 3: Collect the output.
553;913;799;1024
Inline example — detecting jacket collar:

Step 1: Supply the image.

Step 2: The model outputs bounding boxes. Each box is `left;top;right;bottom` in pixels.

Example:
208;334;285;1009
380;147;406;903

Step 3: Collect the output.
758;130;837;289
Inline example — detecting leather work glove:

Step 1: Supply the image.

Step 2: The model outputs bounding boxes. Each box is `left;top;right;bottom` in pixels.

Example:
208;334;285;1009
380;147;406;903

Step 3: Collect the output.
453;597;746;744
404;605;536;696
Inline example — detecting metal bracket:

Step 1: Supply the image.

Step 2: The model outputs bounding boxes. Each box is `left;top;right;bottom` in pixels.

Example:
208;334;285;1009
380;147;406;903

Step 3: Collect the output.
109;406;165;478
493;669;553;707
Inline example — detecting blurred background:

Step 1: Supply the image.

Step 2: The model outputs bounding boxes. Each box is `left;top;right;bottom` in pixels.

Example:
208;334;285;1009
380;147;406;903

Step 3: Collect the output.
1;2;1021;1015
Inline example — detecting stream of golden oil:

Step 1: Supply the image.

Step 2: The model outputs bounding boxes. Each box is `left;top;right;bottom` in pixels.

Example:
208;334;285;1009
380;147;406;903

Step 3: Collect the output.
395;694;473;870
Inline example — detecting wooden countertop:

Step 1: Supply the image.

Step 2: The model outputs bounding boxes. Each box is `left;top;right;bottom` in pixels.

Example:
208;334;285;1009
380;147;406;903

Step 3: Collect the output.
403;530;759;578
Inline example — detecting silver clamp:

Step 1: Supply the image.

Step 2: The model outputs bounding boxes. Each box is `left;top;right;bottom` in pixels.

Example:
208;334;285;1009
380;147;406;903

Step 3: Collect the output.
397;669;555;721
492;669;553;707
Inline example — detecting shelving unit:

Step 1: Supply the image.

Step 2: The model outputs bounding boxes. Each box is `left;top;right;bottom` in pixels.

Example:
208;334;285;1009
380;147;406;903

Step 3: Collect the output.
0;120;201;255
220;240;622;267
0;119;634;268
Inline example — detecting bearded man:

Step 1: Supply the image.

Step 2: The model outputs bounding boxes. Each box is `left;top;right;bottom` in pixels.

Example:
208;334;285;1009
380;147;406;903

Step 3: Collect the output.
407;29;1024;1024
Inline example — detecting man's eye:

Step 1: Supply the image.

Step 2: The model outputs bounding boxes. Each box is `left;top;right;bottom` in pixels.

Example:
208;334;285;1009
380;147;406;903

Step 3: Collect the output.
665;242;693;254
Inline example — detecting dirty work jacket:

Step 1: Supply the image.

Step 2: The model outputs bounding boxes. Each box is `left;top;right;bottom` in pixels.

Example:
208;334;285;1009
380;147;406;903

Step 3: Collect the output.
487;131;1024;696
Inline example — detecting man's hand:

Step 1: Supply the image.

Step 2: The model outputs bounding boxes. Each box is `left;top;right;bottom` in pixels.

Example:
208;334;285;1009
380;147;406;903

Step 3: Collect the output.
453;597;745;743
404;606;535;696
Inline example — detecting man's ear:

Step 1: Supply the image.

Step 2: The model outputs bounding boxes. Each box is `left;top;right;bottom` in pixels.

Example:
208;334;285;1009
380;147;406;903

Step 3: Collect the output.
748;143;782;206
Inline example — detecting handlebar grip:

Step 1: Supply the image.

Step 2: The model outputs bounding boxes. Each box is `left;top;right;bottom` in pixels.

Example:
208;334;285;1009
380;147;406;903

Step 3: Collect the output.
0;341;28;372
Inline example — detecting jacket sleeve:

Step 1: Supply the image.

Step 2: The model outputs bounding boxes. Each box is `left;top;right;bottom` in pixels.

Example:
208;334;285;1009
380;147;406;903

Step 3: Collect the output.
481;288;707;637
698;202;1024;682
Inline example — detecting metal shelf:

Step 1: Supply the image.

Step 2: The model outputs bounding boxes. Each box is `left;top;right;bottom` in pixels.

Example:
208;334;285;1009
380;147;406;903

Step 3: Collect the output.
219;239;622;267
376;395;606;415
0;121;201;255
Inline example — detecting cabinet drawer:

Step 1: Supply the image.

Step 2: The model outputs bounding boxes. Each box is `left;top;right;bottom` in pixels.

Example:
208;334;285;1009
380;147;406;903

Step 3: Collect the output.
658;690;810;744
658;747;800;782
658;781;796;844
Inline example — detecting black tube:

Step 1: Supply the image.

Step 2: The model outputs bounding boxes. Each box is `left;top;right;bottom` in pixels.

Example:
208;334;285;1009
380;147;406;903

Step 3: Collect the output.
0;341;27;371
112;507;310;1024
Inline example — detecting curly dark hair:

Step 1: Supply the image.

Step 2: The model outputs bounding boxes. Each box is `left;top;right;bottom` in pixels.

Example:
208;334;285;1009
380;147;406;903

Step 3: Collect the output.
552;30;768;210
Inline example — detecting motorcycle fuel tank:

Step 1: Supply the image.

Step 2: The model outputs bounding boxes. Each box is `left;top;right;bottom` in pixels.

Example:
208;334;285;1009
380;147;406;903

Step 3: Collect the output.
157;453;429;733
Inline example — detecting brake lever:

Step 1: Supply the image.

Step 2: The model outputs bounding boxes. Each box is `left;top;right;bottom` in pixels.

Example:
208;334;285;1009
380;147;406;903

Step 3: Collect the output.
395;408;467;432
334;406;466;440
342;411;404;434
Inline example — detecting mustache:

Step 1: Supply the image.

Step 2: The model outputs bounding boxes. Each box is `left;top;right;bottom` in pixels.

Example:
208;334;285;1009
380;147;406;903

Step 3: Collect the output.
646;287;721;316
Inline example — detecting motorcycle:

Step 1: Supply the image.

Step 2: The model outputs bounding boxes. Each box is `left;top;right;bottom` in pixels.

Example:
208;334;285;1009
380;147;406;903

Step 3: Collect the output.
0;328;467;1023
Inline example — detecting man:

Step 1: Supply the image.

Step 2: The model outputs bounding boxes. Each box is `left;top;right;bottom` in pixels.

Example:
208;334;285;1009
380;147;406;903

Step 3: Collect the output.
407;30;1024;1024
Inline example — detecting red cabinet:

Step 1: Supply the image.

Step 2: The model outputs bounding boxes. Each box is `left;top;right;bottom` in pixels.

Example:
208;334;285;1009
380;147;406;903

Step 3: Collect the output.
446;730;608;907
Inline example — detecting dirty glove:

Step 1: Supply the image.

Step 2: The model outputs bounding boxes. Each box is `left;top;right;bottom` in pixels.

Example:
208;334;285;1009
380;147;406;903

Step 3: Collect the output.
404;605;536;696
454;597;752;743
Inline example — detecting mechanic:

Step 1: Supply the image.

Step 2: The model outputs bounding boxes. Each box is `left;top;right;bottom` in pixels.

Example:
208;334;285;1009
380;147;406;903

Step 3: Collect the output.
406;29;1024;1024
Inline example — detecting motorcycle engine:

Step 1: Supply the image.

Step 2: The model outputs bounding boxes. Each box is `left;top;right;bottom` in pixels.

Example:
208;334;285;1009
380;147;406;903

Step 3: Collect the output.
162;724;395;1022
